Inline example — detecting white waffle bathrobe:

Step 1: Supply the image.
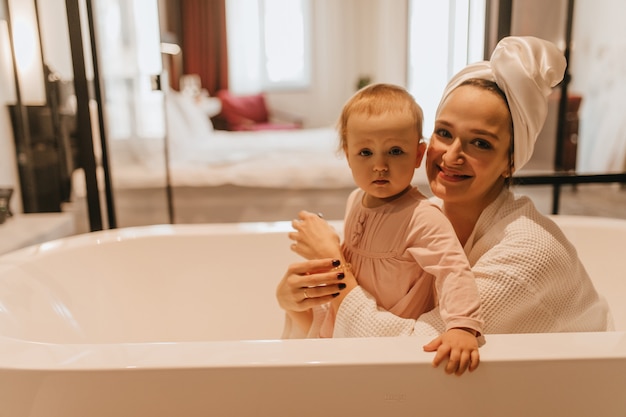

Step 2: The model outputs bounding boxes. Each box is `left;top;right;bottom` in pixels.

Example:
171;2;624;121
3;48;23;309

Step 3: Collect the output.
328;189;612;338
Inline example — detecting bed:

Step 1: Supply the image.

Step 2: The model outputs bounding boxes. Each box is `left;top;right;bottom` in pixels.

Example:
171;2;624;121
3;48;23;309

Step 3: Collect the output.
70;91;428;225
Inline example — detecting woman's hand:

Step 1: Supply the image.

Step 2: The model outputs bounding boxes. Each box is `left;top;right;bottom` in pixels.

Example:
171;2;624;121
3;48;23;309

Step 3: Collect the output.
289;211;341;260
276;258;348;313
276;258;350;334
422;328;480;376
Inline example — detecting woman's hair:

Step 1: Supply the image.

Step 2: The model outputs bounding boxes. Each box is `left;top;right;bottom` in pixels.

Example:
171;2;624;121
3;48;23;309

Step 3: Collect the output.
337;83;424;152
457;78;515;184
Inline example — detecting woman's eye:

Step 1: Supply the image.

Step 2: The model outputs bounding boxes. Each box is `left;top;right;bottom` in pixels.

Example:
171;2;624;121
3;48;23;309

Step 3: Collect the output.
389;147;404;156
359;149;372;157
473;139;492;150
434;128;452;139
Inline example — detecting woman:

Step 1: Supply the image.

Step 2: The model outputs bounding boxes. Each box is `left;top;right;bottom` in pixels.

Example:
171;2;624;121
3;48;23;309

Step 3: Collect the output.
276;36;611;371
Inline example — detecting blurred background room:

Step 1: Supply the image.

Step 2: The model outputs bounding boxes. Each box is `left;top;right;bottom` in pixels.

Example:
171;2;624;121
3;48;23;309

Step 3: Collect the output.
0;0;624;252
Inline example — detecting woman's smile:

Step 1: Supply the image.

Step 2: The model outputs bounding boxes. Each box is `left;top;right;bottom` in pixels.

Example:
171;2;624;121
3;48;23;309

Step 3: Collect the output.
436;165;472;182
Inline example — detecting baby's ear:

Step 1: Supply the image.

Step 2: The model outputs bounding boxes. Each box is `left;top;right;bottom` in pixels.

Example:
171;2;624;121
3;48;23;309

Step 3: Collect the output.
415;140;427;168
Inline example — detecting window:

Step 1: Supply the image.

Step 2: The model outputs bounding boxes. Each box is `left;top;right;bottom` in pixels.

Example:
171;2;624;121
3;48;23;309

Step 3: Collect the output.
407;0;485;136
226;0;311;94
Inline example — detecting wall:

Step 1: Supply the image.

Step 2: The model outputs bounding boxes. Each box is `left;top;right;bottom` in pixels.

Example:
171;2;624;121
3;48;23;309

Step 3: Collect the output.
267;0;408;128
570;0;626;172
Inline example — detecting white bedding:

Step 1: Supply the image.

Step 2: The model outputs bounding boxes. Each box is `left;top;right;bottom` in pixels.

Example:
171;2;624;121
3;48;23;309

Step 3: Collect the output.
72;91;427;195
169;127;356;189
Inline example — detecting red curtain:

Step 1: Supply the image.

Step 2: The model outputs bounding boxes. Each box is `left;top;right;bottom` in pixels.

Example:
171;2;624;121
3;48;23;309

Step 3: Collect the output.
179;0;229;95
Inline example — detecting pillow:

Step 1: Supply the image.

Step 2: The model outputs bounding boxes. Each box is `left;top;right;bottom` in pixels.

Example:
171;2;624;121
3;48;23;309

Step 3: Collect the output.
165;90;214;144
216;90;269;129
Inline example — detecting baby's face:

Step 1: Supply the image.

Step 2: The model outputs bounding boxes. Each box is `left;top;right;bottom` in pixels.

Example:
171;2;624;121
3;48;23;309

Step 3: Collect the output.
344;111;424;207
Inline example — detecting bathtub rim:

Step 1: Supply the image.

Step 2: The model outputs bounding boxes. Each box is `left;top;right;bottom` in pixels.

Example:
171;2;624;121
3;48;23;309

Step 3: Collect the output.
1;215;625;372
0;220;300;264
1;214;624;264
0;331;625;371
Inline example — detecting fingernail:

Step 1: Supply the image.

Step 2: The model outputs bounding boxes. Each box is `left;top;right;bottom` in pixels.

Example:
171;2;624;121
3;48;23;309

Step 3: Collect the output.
332;292;340;297
337;272;345;280
338;283;346;290
332;259;341;267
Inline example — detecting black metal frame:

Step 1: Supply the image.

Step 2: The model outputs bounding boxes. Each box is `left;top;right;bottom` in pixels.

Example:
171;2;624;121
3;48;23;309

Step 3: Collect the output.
83;0;117;230
512;172;626;214
64;0;124;231
65;0;104;231
65;0;173;231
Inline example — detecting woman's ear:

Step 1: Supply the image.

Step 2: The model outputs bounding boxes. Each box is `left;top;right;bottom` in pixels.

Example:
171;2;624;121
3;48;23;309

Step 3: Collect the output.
502;163;515;178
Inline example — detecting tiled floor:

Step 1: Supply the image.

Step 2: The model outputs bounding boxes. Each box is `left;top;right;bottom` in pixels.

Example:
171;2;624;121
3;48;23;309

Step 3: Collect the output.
68;182;626;234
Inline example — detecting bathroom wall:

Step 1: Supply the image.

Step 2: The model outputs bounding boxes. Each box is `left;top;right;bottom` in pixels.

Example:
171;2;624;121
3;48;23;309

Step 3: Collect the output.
570;0;626;172
266;0;408;129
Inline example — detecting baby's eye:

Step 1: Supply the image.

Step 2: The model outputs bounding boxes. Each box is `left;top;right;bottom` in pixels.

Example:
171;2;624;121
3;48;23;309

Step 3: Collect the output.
389;147;404;156
359;149;372;157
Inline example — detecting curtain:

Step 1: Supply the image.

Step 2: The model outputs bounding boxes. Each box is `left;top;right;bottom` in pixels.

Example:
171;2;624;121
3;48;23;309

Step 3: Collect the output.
179;0;228;96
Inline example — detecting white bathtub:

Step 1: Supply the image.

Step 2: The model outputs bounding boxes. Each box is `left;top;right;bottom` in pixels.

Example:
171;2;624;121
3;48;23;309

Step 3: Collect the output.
0;216;624;417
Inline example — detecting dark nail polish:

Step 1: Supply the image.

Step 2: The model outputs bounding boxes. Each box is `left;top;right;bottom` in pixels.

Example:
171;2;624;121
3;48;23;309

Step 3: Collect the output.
338;283;346;290
332;292;340;297
332;259;341;267
337;272;345;280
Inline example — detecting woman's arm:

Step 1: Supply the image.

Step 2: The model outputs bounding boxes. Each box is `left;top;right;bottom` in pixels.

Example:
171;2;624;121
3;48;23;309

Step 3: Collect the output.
333;285;420;337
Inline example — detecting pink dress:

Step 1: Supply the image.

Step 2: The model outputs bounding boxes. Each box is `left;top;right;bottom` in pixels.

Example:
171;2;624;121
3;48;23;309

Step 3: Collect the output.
320;187;483;337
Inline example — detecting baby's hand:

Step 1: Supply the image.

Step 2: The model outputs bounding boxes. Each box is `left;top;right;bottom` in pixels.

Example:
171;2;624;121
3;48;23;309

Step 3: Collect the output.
289;211;341;260
422;328;480;375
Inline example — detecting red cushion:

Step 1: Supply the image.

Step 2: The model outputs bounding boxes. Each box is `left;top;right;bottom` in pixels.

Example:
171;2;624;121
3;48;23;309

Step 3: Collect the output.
217;90;269;129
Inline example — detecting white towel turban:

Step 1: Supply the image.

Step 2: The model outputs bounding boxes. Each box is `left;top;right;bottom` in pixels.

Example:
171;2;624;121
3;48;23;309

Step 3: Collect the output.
436;36;567;171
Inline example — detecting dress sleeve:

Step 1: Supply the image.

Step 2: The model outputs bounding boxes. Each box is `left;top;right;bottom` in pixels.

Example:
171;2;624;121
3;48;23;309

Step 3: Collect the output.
407;205;484;334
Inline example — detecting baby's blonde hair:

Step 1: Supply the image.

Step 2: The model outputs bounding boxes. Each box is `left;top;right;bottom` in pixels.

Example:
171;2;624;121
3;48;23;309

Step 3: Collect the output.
337;83;424;152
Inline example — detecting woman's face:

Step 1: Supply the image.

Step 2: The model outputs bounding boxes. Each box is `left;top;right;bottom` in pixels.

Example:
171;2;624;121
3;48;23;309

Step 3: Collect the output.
426;85;512;209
